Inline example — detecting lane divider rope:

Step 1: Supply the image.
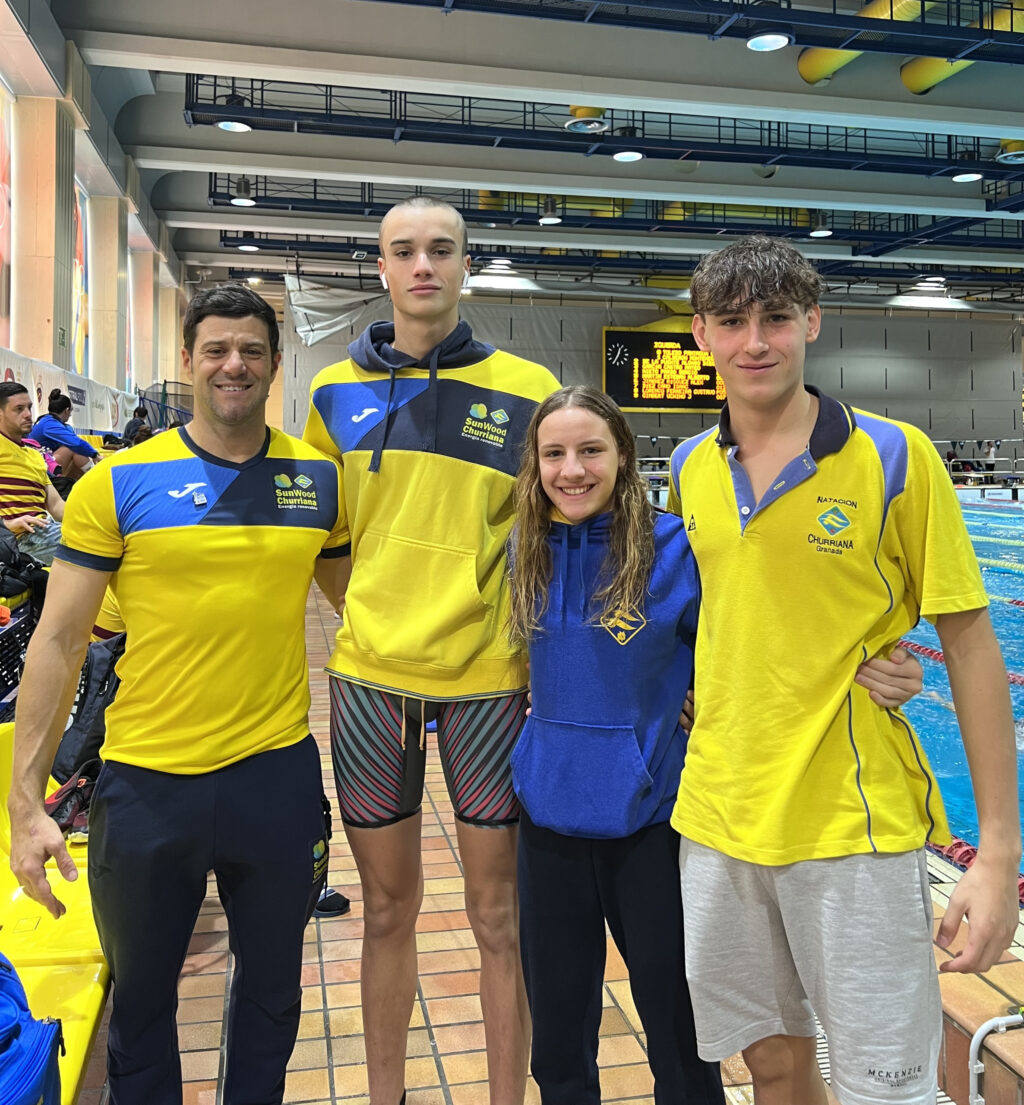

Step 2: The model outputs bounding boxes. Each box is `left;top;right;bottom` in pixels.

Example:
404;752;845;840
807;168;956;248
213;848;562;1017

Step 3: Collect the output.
899;638;1024;686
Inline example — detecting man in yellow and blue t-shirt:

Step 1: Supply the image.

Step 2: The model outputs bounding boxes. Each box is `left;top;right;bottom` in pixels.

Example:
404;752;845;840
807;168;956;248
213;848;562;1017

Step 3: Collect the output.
9;285;350;1105
667;236;1020;1105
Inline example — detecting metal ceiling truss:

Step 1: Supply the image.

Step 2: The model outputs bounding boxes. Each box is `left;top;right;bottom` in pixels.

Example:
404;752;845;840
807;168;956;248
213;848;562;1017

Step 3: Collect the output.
207;175;1024;252
217;233;1024;287
187;77;1024;181
344;0;1024;66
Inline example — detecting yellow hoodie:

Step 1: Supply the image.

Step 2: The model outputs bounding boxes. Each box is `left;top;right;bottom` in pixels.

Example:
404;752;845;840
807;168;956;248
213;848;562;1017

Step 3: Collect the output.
304;321;559;699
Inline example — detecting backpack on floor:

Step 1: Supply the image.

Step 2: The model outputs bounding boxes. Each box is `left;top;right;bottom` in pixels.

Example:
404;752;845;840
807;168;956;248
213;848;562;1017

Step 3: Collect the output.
51;632;126;784
0;953;62;1105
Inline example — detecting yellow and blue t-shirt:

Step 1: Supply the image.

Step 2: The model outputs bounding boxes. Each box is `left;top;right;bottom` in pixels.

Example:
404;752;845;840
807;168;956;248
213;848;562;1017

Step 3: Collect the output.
304;322;559;699
0;433;49;519
56;426;348;774
667;386;987;864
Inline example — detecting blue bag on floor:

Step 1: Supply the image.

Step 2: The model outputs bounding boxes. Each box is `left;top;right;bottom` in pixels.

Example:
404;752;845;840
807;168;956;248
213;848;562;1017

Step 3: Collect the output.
0;952;62;1105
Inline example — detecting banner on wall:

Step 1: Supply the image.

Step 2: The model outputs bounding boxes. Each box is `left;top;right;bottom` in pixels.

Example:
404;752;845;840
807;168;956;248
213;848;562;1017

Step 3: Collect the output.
72;184;90;375
0;346;136;433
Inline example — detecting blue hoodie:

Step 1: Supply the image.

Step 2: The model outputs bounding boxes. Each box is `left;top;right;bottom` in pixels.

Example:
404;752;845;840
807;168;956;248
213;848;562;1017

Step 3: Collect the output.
511;510;700;839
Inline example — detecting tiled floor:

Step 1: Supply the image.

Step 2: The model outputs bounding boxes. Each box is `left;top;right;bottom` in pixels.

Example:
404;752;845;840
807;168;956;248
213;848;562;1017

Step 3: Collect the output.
70;588;1016;1105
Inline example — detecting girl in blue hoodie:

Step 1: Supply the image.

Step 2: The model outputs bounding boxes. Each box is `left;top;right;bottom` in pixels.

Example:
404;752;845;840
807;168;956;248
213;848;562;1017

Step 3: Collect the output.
508;386;923;1105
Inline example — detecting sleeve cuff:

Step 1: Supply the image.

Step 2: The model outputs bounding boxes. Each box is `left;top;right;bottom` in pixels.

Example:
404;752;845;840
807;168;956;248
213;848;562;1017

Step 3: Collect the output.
55;544;123;571
319;542;351;560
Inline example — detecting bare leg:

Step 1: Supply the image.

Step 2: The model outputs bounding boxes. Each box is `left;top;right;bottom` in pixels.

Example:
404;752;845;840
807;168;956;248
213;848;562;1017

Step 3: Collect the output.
346;814;424;1105
456;820;530;1105
744;1035;830;1105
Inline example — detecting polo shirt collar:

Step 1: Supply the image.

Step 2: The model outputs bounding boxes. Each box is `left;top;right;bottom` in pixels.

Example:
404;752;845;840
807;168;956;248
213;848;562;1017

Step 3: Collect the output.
715;385;855;461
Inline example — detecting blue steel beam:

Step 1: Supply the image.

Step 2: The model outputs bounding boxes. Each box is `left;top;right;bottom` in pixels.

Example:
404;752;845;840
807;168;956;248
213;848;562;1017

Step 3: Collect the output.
343;0;1024;66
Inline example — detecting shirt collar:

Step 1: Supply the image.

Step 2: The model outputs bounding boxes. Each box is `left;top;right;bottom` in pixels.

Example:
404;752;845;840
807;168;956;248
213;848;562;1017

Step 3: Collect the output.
715;385;855;462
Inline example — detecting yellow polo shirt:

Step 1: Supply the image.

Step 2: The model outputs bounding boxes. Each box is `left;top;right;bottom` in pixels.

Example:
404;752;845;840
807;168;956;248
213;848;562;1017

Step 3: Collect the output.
0;433;49;519
667;387;986;864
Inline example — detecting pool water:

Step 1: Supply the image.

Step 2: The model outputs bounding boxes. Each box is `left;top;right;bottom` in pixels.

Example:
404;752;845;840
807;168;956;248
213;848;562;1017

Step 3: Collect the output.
903;489;1024;845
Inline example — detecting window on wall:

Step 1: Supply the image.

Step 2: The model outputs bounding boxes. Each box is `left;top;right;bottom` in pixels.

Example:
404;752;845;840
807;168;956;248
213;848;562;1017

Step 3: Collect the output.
72;182;89;375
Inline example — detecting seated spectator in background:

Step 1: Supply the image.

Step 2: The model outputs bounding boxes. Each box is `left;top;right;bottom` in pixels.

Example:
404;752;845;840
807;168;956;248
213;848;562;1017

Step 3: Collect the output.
121;406;149;444
0;382;64;564
31;390;98;495
130;426;153;446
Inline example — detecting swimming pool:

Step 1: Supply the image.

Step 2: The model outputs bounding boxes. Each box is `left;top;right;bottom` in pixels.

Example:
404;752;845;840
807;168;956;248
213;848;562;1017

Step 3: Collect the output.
903;488;1024;846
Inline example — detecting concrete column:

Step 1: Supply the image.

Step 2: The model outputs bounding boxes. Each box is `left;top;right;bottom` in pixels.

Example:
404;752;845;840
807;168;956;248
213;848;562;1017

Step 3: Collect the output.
128;248;159;389
158;284;182;382
86;195;128;389
10;97;75;370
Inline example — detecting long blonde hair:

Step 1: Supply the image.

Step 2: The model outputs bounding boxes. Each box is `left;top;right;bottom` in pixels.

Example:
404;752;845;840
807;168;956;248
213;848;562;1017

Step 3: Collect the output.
509;386;656;642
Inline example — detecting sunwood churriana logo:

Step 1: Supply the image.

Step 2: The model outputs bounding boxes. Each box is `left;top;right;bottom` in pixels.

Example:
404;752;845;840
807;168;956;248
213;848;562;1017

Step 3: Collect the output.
274;472;319;511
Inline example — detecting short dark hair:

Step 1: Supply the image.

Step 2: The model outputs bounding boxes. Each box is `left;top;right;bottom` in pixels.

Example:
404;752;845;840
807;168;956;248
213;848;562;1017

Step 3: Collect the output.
690;236;823;317
183;283;279;359
379;196;470;257
48;389;72;416
0;382;29;408
133;405;147;419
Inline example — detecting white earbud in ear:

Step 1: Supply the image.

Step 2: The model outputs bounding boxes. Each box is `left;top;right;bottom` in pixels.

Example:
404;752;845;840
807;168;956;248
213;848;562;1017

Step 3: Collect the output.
462;269;471;289
380;273;389;291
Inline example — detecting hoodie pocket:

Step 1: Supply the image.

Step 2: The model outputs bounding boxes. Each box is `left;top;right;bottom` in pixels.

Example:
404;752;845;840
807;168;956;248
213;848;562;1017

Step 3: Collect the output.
511;716;653;839
345;529;495;669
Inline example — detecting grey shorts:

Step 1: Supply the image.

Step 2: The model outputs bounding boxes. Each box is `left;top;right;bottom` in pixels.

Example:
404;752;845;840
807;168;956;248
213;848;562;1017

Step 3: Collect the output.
678;839;941;1105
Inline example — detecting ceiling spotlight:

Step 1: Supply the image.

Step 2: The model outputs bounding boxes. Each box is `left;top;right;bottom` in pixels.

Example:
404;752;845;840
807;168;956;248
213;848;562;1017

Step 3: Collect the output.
217;93;252;133
538;197;562;226
996;140;1024;165
808;211;832;238
247;275;263;285
745;25;794;51
489;257;513;267
951;152;983;183
921;274;946;283
564;105;609;134
230;177;256;206
612;126;644;163
237;238;260;252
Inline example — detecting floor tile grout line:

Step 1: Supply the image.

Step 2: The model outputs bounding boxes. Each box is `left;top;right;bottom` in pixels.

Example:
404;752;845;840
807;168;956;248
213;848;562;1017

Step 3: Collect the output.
416;977;456;1105
315;915;341;1105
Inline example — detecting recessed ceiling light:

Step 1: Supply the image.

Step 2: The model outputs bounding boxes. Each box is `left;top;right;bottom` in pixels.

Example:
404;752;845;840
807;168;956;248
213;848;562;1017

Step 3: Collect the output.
218;92;252;133
745;27;794;51
951;170;983;183
538;197;562;226
489;257;513;267
230;177;256;207
247;275;262;285
612;126;644;163
237;240;260;252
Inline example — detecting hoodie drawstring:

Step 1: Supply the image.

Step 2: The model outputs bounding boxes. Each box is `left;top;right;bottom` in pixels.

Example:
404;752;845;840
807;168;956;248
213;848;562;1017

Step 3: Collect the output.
369;366;398;474
427;346;441;455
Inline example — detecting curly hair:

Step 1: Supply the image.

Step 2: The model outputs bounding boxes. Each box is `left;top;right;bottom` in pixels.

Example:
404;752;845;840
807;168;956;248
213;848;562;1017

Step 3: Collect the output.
509;386;655;642
690;235;823;316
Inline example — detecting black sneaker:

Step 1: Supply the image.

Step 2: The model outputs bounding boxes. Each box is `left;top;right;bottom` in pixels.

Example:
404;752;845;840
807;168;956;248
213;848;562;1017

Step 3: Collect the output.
314;887;351;917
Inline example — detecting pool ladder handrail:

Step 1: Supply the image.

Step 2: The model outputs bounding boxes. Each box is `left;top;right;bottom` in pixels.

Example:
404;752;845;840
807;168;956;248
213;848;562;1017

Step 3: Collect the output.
969;1008;1024;1105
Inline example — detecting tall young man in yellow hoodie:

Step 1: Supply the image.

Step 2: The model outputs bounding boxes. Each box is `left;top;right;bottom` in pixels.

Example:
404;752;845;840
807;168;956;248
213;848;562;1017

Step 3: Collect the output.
304;197;559;1105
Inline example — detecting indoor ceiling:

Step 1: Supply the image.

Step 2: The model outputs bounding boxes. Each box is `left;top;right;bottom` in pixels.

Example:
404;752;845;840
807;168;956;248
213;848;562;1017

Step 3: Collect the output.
48;0;1024;303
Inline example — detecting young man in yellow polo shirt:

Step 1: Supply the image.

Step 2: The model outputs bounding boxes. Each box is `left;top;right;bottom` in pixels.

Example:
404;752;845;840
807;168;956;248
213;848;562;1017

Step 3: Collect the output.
667;236;1020;1105
0;381;65;564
